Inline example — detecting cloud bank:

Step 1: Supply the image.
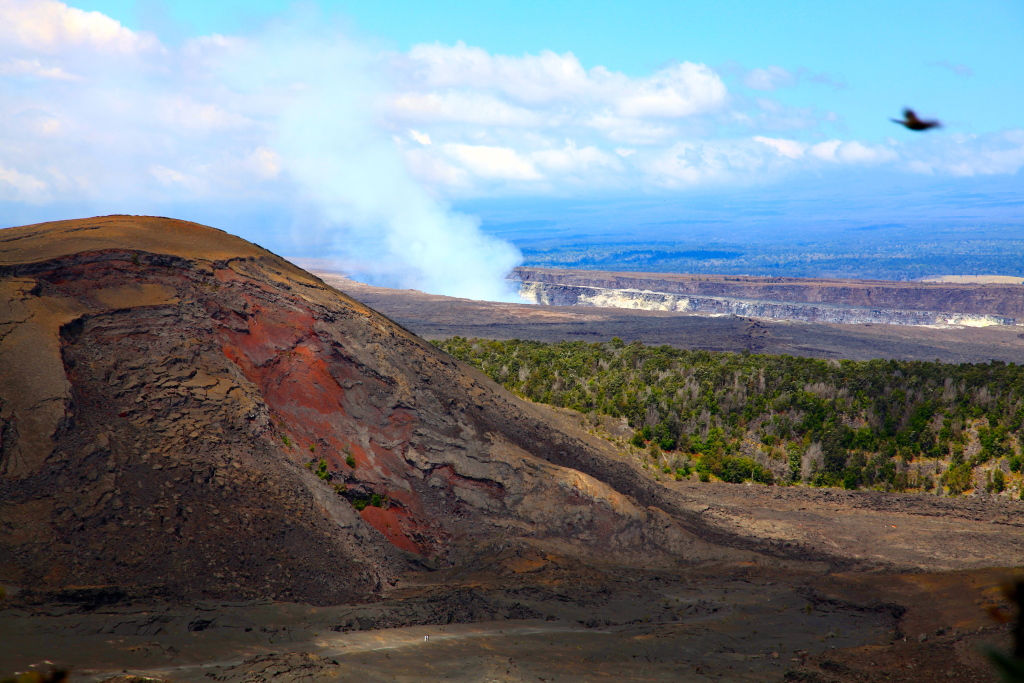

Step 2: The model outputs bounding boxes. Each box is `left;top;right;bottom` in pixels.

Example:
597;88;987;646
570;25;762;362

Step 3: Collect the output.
0;0;1022;295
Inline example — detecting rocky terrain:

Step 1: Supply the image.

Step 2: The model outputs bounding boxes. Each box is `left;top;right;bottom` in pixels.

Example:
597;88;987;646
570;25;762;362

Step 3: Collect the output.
512;266;1024;327
0;216;1021;683
0;216;746;606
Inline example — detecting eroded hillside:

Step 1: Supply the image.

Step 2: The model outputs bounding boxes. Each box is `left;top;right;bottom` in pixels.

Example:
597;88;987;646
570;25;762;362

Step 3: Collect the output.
0;216;731;604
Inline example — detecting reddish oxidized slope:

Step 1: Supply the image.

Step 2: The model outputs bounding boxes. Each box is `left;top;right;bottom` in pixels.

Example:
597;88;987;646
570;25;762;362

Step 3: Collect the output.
0;216;710;604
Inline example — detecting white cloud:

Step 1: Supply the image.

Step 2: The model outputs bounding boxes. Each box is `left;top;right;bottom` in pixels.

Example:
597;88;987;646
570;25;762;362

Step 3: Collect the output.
743;66;797;91
901;130;1024;176
442;144;542;180
398;42;726;123
0;0;159;54
0;162;48;201
391;91;543;126
608;62;726;118
531;142;619;173
0;57;76;79
836;140;897;163
754;136;806;159
247;147;281;179
584;112;678;144
405;42;591;104
0;0;1021;243
740;65;846;91
809;139;842;161
641;139;777;187
408;129;431;145
403;148;468;188
158;97;254;133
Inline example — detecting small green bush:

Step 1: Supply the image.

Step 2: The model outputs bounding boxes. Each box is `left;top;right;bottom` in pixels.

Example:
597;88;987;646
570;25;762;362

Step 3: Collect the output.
942;462;973;495
314;459;331;481
987;468;1006;494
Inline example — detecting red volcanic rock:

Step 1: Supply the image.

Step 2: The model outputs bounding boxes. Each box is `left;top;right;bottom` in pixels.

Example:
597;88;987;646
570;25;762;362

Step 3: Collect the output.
0;216;713;605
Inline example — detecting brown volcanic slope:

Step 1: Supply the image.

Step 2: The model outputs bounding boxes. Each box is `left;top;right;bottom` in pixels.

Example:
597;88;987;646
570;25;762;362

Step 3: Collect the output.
0;215;725;605
514;266;1024;317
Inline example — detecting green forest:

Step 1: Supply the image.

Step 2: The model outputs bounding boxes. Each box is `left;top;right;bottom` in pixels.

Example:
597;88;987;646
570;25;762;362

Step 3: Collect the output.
435;337;1024;497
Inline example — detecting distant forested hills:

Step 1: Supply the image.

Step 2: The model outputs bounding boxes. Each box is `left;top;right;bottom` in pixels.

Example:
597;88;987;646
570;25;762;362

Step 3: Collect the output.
436;337;1023;498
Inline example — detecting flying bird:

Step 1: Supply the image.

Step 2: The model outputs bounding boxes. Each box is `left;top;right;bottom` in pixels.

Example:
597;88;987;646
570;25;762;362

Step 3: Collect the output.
891;108;941;131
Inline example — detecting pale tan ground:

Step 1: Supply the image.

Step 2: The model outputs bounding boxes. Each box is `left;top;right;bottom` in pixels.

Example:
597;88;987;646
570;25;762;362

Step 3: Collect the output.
922;275;1024;284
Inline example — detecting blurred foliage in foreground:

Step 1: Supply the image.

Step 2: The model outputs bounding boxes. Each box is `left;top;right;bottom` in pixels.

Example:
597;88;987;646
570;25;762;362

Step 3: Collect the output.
436;337;1024;495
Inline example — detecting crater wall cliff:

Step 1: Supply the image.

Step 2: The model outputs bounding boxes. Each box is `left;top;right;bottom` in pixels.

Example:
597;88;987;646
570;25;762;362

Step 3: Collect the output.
512;267;1024;327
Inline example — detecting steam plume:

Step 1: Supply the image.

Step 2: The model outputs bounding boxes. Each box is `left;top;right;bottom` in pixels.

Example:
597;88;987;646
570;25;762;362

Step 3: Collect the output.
230;20;522;301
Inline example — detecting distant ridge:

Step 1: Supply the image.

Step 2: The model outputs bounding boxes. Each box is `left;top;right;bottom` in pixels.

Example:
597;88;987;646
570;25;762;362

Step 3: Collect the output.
511;267;1024;327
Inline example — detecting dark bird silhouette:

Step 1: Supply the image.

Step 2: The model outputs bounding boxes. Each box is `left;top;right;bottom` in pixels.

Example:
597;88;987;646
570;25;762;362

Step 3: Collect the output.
891;108;941;131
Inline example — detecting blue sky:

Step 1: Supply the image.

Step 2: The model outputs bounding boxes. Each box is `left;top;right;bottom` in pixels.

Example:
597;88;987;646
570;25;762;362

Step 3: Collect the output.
71;0;1024;139
1;0;1022;296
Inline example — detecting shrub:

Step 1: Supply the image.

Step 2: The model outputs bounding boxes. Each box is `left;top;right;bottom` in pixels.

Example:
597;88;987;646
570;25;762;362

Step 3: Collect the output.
942;462;973;495
314;459;331;481
434;337;1024;496
788;444;803;483
987;468;1006;494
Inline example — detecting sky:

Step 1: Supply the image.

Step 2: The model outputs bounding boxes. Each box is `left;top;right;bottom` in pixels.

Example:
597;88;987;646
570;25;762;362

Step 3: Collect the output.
1;0;1022;296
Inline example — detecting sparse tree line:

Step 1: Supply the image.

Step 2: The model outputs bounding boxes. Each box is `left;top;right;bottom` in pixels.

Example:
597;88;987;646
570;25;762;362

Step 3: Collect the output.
435;337;1024;498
